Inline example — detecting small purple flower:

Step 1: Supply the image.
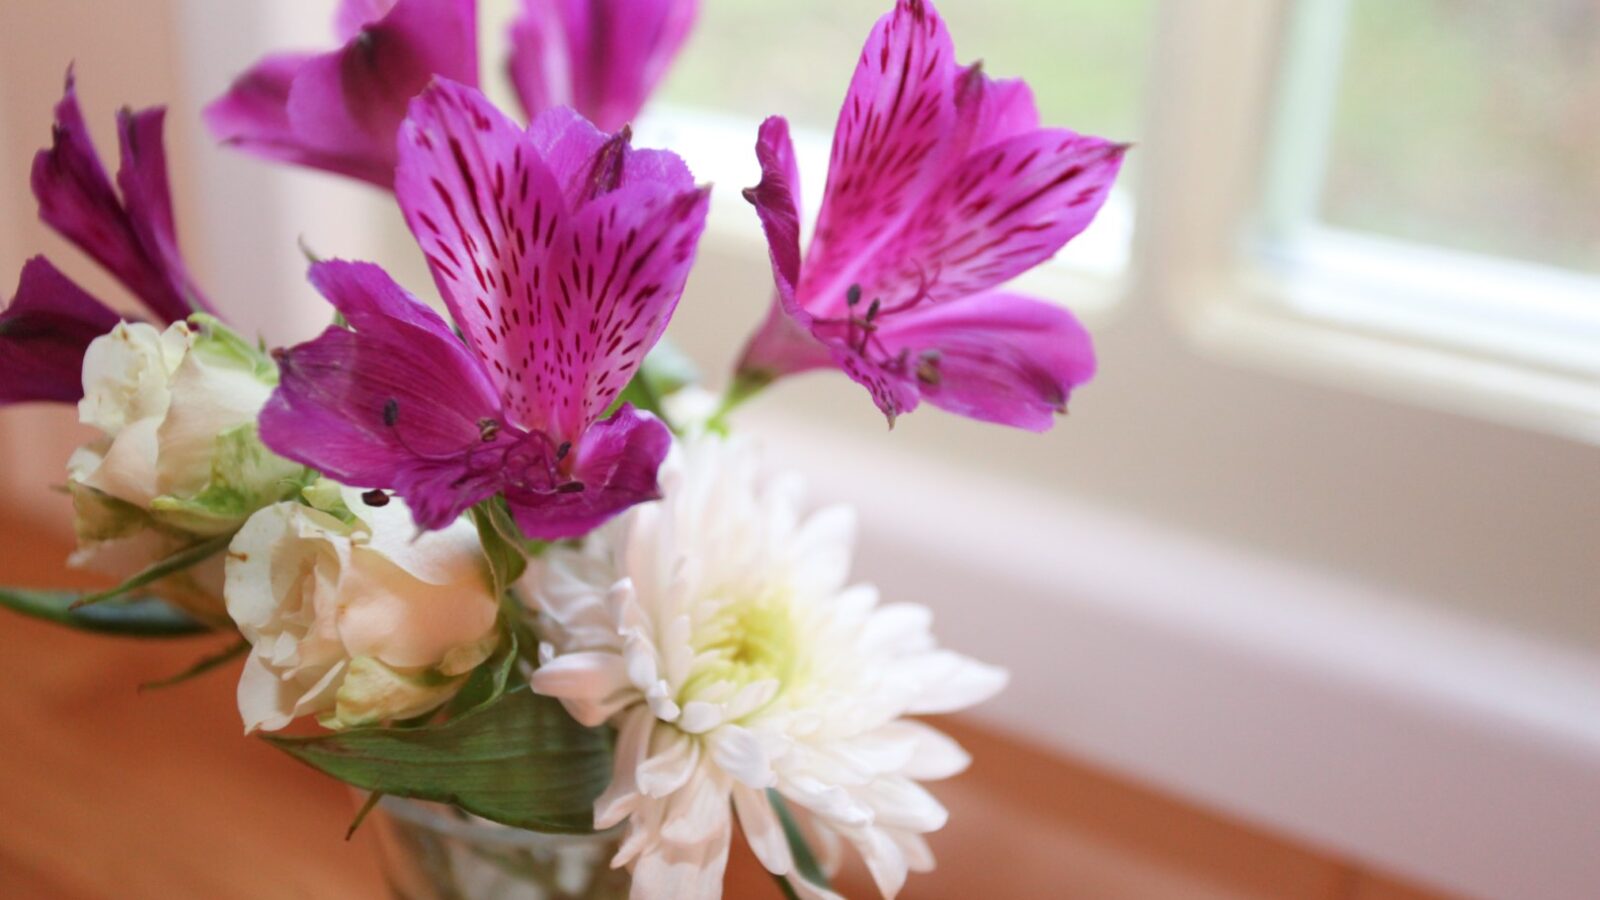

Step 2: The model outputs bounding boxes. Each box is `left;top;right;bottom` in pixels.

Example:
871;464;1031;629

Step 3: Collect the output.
737;0;1126;431
260;80;710;538
1;70;211;406
507;0;699;133
204;0;478;188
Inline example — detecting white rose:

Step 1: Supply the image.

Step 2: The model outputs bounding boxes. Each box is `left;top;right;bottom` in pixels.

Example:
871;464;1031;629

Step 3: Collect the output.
67;317;304;620
225;487;502;733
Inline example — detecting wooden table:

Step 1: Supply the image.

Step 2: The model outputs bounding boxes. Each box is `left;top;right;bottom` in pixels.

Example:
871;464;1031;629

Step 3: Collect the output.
0;519;1442;898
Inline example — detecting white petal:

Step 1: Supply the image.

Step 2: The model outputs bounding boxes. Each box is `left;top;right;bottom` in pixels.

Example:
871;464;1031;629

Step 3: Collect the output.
628;808;732;900
530;652;635;727
660;769;732;845
858;603;935;656
677;700;723;734
731;785;791;876
856;826;909;899
709;725;776;789
891;829;936;874
902;652;1009;715
637;729;700;798
596;706;656;829
862;777;947;833
235;651;295;734
881;721;971;781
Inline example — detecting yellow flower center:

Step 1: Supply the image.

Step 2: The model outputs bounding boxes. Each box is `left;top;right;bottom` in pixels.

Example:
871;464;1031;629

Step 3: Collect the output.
684;593;799;704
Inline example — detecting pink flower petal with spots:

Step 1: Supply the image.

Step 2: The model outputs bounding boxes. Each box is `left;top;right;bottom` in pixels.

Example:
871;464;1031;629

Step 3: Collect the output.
736;0;1124;432
269;82;703;536
396;80;708;444
261;261;510;530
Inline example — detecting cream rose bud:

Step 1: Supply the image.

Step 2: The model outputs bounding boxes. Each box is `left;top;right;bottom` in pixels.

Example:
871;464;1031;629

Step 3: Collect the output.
225;487;502;733
67;316;305;620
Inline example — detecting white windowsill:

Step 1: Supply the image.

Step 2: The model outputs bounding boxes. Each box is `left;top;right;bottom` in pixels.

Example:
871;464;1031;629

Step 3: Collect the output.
1187;228;1600;444
741;409;1600;900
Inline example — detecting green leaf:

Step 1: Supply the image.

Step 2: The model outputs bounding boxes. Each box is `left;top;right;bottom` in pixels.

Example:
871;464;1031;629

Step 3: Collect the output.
770;789;831;892
470;499;531;598
0;586;208;637
346;790;385;841
442;630;523;719
140;638;248;690
267;688;610;834
71;531;233;608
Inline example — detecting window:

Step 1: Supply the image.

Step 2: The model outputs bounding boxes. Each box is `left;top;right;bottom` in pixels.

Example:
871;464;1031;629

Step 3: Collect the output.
1322;0;1599;274
1152;0;1600;441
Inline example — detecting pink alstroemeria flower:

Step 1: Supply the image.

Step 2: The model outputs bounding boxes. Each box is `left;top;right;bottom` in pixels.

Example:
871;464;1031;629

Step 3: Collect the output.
204;0;478;188
508;0;700;133
738;0;1126;430
1;70;212;406
260;81;710;538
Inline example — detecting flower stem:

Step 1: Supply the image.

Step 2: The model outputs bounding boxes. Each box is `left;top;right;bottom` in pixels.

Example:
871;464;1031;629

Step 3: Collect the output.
708;371;773;434
768;789;830;893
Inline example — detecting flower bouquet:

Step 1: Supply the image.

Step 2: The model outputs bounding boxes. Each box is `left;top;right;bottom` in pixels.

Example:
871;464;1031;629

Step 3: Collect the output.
0;0;1122;897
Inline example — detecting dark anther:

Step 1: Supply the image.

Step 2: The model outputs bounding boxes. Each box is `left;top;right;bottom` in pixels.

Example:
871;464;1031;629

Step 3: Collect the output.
270;347;287;361
382;398;399;427
915;349;943;386
557;481;586;494
865;298;881;322
846;284;863;306
556;441;572;460
361;489;391;507
478;418;500;442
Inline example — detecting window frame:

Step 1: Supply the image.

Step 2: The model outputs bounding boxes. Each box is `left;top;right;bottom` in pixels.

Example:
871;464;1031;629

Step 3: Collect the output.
1139;0;1600;444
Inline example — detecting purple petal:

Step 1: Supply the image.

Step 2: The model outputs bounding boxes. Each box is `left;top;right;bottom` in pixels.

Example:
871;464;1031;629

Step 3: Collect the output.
205;53;397;186
397;81;709;443
948;63;1040;157
736;116;833;380
396;80;570;417
508;0;700;133
506;404;670;540
800;0;960;317
871;291;1096;431
206;0;477;188
334;0;398;41
115;107;215;318
260;260;509;530
31;69;206;323
0;257;121;406
524;106;695;209
858;131;1127;306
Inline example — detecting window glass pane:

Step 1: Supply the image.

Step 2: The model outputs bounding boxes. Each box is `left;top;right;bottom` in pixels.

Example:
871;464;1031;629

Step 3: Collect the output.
1324;0;1600;273
657;0;1152;142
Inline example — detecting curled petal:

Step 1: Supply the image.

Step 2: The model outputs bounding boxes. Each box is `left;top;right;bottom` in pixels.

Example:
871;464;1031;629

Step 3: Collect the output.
509;0;700;133
873;291;1096;431
32;69;209;323
506;404;671;541
259;261;508;530
204;53;393;186
206;0;477;187
737;117;834;380
0;257;121;405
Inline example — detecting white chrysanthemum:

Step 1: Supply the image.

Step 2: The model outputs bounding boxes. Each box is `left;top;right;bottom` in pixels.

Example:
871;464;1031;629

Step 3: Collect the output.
530;433;1006;900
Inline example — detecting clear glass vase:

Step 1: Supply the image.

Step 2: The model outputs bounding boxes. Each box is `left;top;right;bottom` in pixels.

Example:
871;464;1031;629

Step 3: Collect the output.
370;797;629;900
